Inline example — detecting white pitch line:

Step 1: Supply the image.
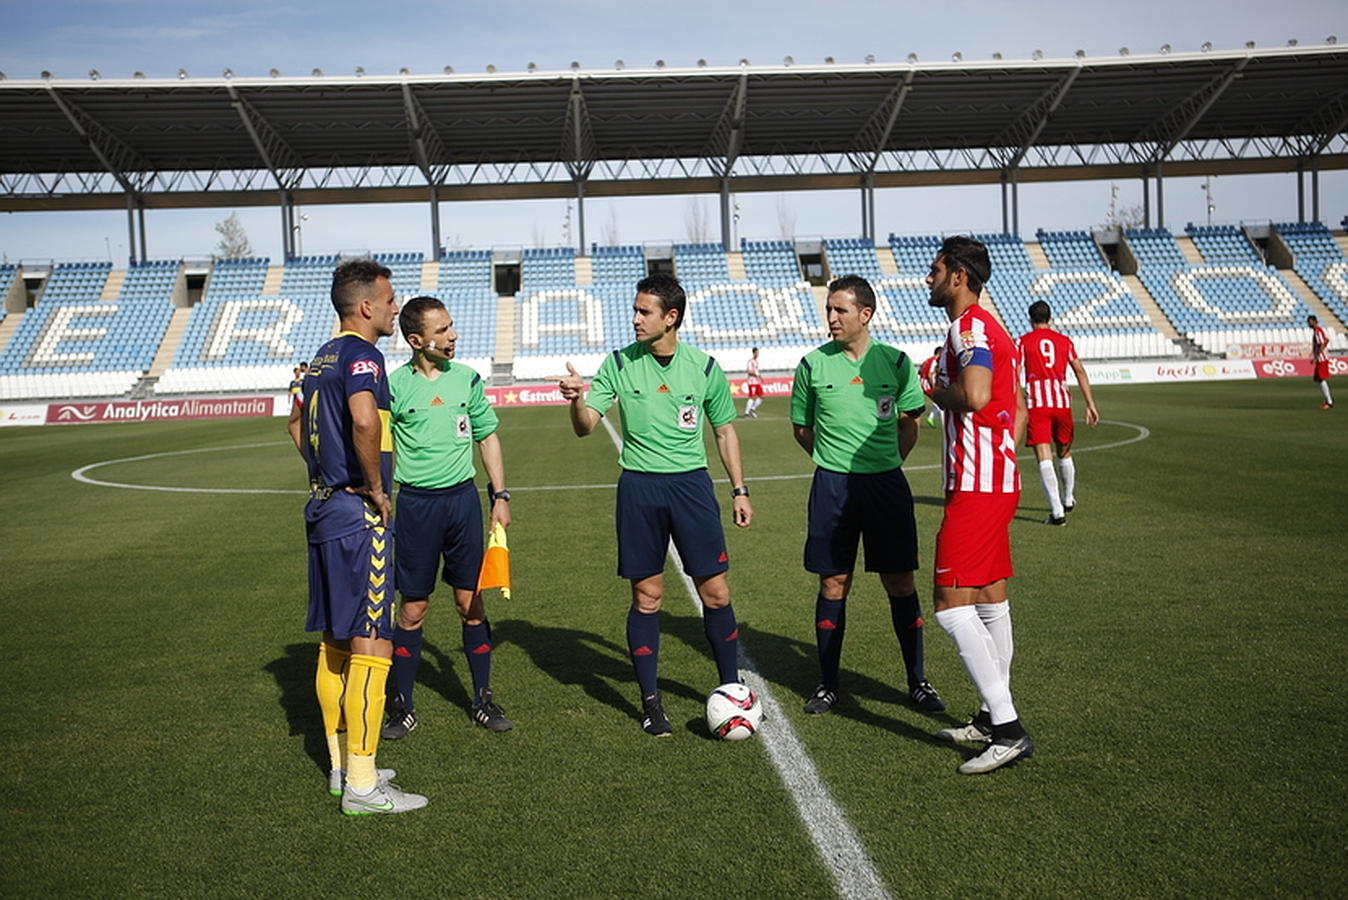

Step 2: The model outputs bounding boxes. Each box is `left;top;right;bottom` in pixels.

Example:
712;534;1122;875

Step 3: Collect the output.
598;415;892;900
69;421;1151;500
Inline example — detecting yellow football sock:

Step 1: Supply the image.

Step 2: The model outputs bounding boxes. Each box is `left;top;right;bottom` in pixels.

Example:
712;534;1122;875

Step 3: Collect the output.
315;641;350;771
344;654;391;791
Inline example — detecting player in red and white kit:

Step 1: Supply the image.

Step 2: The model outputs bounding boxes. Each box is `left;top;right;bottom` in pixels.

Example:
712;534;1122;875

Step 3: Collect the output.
742;347;765;418
1019;301;1100;525
926;235;1033;775
918;345;942;427
1308;315;1334;410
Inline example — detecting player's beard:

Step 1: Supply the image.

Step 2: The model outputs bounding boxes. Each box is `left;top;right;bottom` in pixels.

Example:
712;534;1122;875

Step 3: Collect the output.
927;273;953;309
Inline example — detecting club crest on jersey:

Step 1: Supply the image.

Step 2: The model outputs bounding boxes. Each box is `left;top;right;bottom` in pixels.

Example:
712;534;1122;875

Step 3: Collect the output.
350;359;381;378
455;415;470;439
677;405;699;431
876;396;895;419
959;329;976;348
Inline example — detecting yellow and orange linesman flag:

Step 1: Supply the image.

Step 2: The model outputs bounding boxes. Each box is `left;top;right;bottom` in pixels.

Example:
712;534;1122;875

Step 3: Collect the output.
476;521;511;599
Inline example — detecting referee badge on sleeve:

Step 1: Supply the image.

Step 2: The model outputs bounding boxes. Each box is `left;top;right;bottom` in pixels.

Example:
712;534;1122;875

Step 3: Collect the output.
455;415;470;439
876;396;895;420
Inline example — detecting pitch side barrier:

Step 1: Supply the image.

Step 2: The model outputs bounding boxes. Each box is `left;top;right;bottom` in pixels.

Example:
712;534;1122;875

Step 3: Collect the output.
4;356;1345;428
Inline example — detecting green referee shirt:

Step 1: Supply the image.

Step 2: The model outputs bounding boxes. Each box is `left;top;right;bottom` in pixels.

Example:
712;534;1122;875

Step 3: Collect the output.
389;359;498;488
790;340;925;474
586;340;737;473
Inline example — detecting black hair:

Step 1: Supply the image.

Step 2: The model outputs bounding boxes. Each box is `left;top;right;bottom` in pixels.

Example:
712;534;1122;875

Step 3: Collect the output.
938;235;991;295
827;274;877;311
636;272;687;330
1028;300;1052;324
330;259;393;316
399;295;447;343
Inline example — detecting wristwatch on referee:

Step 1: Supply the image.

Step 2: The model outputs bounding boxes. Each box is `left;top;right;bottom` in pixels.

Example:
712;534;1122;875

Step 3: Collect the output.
489;487;511;503
730;485;750;498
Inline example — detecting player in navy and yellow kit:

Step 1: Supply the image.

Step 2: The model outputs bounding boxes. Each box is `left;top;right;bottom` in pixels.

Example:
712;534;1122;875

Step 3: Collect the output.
381;296;514;741
557;273;753;737
286;259;427;815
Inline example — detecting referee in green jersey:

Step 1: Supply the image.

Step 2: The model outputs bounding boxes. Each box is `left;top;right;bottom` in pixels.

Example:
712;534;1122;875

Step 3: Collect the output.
557;274;752;737
791;275;945;715
382;296;513;740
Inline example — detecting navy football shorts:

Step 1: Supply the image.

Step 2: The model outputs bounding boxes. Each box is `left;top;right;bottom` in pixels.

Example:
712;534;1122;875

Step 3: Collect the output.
804;467;919;576
394;480;484;596
307;523;394;640
615;468;729;581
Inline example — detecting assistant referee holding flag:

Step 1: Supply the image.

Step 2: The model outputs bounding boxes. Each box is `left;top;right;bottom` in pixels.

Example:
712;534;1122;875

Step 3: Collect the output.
381;296;514;740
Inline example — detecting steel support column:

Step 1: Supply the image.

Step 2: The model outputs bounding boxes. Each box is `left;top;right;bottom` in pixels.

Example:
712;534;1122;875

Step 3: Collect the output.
280;191;293;260
1311;159;1320;222
125;195;139;266
1156;163;1165;229
429;184;441;259
1142;172;1151;227
575;178;586;254
720;179;732;251
1297;163;1306;222
1000;177;1009;234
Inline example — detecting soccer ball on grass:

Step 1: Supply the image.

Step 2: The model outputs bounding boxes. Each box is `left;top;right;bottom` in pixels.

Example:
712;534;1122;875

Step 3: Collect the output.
705;682;762;740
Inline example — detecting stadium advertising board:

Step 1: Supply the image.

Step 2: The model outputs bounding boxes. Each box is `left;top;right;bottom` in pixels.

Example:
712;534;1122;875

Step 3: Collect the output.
0;404;48;427
1250;356;1348;379
1226;343;1311;360
482;376;794;407
1081;360;1256;384
44;396;274;425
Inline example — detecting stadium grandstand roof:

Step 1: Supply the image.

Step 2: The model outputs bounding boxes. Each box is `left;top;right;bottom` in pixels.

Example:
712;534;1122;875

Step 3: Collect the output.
2;44;1346;212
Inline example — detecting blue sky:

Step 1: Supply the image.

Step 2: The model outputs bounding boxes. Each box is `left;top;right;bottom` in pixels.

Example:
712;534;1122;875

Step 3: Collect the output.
2;0;1345;262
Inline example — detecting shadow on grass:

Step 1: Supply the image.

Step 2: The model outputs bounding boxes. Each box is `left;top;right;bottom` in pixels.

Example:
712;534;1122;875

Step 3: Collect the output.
263;642;328;777
417;637;474;717
734;622;957;750
501;617;702;727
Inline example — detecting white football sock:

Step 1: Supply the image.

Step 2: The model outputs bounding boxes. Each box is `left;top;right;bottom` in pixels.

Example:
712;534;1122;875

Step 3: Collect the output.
1320;381;1333;405
935;606;1017;725
1060;456;1077;506
1038;459;1064;517
976;601;1013;690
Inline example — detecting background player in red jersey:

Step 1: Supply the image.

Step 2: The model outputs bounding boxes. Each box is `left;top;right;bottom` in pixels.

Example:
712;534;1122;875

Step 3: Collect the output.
926;235;1033;775
1019;301;1100;525
1308;315;1335;410
918;345;942;427
742;346;765;418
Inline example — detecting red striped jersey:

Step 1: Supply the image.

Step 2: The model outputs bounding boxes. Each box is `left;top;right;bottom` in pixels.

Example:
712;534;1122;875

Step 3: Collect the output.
1312;325;1329;362
938;305;1021;493
1017;328;1078;410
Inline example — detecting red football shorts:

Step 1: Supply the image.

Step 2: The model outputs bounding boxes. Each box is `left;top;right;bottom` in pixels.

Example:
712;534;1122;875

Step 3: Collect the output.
747;382;764;398
933;490;1019;588
1026;406;1074;446
1313;361;1330;381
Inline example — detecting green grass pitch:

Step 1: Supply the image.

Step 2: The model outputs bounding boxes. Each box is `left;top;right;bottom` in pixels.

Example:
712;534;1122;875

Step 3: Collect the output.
2;378;1345;897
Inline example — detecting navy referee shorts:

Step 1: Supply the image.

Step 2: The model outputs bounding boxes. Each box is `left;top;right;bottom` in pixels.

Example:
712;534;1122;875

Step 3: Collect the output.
804;467;919;576
394;479;484;596
616;468;729;581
